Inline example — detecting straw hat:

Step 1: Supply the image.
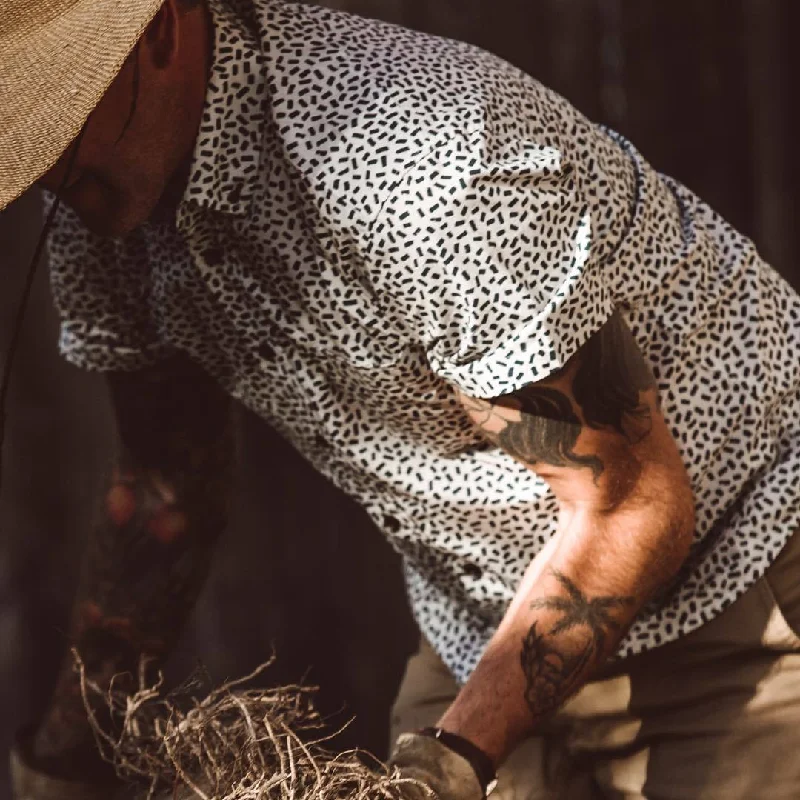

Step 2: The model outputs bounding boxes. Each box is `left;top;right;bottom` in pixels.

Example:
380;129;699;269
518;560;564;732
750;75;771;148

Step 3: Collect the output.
0;0;164;210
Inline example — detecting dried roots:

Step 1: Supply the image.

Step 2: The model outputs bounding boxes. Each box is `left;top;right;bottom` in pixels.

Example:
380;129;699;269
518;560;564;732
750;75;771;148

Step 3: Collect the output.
75;651;417;800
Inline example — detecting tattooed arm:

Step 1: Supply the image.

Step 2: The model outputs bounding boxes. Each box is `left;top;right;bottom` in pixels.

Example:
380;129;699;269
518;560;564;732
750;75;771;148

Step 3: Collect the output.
436;310;695;766
31;354;233;780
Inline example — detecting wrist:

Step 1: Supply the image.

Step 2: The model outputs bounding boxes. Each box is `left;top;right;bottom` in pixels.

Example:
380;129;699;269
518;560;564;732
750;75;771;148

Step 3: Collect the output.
435;637;538;765
416;727;498;797
390;731;485;800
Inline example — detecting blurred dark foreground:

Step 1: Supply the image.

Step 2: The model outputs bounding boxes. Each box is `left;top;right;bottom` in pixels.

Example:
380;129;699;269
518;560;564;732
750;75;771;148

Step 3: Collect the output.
1;2;798;798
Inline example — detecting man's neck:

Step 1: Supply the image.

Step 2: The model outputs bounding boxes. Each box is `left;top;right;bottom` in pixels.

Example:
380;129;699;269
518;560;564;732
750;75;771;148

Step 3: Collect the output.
149;157;192;225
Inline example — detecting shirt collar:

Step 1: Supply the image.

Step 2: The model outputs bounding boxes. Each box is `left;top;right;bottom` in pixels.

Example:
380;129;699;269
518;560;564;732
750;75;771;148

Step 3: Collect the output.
180;0;267;216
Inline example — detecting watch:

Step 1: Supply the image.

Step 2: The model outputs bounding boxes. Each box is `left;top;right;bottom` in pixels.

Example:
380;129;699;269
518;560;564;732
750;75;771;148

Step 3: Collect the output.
417;727;499;797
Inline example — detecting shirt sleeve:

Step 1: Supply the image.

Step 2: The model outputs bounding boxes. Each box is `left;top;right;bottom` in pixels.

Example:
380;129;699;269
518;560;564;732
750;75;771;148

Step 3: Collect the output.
363;131;618;398
46;198;175;372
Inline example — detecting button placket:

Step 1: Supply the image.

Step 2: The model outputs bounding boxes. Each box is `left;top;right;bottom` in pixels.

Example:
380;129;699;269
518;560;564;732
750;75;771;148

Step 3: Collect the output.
257;340;277;364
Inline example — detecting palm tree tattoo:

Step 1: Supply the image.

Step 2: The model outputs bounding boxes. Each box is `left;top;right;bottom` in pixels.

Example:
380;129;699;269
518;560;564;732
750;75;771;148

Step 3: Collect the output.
520;570;635;716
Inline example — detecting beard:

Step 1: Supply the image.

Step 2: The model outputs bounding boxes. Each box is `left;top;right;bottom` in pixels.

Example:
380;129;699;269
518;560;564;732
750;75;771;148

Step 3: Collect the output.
61;153;189;238
61;169;160;238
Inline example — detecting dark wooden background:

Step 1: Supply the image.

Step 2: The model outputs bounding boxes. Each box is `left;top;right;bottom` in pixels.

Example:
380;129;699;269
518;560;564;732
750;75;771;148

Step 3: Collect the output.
1;1;797;797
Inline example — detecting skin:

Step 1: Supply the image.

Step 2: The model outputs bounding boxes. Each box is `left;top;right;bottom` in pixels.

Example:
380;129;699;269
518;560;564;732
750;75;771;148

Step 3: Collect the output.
38;0;211;237
437;310;696;767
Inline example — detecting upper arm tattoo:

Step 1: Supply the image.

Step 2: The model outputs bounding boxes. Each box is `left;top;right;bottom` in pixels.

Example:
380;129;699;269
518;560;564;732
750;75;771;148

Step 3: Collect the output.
461;310;657;479
460;388;604;480
571;311;656;441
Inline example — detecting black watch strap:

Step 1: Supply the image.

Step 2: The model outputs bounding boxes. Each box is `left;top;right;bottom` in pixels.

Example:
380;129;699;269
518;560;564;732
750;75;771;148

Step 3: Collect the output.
417;727;498;796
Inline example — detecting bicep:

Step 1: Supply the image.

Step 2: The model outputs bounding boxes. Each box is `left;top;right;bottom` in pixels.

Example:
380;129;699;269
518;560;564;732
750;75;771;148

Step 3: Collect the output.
458;311;685;510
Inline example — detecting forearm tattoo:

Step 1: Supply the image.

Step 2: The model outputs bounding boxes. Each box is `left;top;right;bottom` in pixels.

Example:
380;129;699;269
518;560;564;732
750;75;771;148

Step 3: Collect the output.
35;356;233;769
462;310;657;479
521;570;635;718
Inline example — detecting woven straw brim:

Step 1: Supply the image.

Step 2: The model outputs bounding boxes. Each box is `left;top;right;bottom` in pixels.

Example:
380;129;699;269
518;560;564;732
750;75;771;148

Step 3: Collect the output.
0;0;165;209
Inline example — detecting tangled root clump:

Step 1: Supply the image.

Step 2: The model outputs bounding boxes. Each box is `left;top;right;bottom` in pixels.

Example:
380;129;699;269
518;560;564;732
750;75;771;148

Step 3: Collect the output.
75;651;421;800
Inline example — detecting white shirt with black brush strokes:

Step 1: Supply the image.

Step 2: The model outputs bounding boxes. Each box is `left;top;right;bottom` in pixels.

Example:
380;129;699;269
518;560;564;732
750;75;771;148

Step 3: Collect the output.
47;0;800;682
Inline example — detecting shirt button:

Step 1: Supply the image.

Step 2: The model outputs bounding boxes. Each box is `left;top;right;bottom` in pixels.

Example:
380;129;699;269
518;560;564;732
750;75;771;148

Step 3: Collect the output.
202;246;224;266
228;181;245;205
314;434;331;451
462;563;483;580
257;342;276;362
383;515;401;533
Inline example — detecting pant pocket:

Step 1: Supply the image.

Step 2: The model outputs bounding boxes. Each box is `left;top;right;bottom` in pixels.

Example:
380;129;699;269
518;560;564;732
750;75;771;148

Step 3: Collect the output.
389;637;459;747
760;577;800;650
760;529;800;648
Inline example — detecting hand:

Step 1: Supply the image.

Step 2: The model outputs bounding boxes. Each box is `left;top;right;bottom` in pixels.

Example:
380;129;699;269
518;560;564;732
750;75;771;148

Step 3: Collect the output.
389;732;485;800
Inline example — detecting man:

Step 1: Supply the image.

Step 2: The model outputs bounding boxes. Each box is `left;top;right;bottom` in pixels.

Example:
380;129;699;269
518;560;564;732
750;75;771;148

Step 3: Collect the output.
1;0;799;797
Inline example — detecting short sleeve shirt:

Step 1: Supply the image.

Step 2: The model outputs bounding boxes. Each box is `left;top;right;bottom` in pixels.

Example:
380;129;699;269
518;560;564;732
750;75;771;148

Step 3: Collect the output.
47;0;800;683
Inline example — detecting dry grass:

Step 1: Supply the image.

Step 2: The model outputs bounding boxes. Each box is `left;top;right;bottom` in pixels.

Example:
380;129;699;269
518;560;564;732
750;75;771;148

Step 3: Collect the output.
75;651;425;800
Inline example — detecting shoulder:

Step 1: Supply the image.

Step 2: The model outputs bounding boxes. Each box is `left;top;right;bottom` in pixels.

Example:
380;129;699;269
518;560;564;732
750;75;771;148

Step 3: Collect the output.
256;0;578;163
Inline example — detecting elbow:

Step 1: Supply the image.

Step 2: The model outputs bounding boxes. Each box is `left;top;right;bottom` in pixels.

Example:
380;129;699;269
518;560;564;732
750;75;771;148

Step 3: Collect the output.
644;470;696;591
612;463;697;595
670;478;696;565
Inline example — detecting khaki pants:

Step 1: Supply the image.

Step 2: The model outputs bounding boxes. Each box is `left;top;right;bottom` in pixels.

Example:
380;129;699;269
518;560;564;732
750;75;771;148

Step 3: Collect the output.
390;530;800;799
